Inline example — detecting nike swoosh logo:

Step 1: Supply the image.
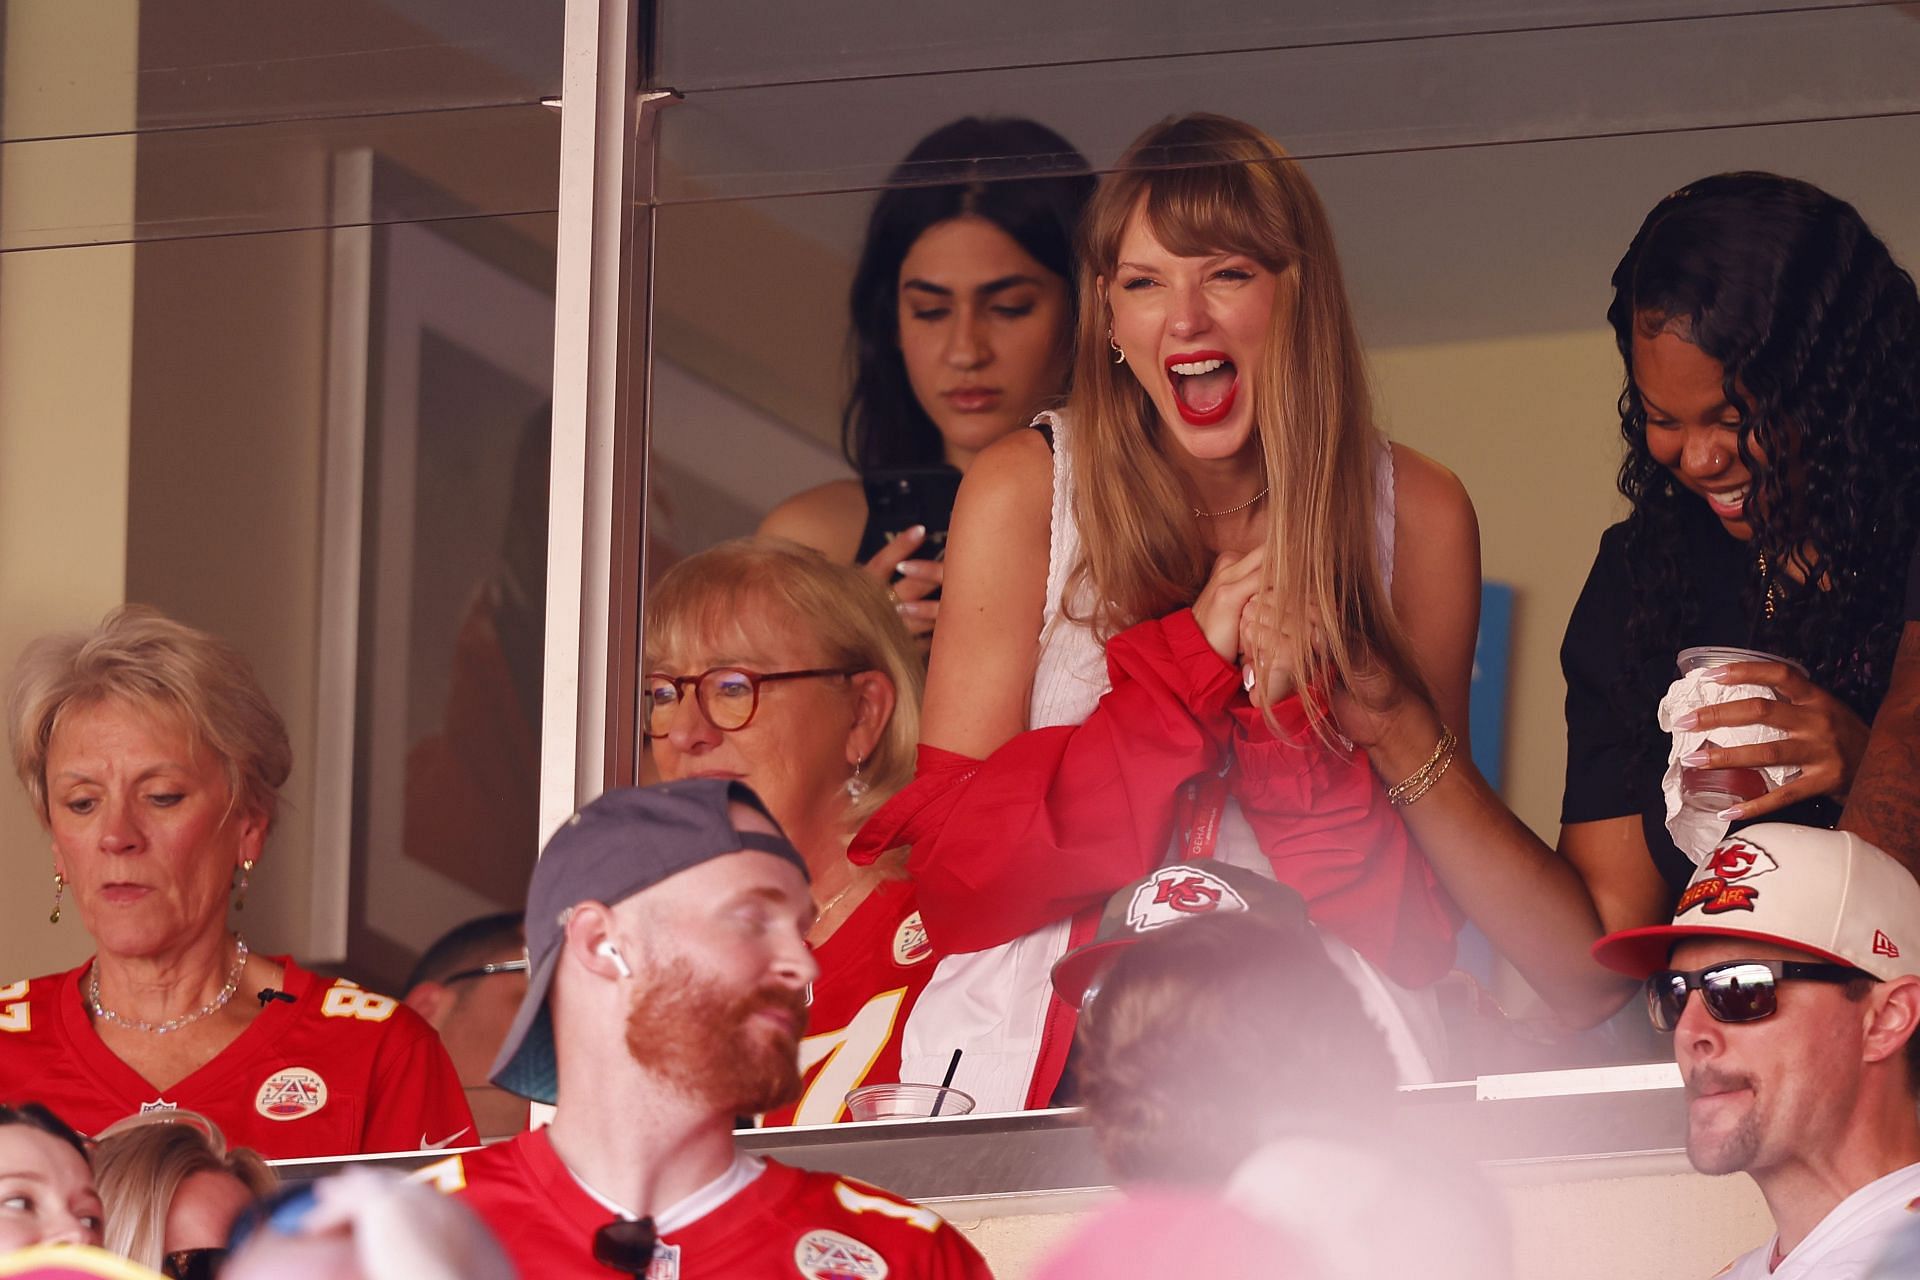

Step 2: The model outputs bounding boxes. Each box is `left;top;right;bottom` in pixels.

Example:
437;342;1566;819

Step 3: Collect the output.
419;1126;473;1151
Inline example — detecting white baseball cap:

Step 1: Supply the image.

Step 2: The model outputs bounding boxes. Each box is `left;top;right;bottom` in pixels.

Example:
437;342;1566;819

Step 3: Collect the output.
1592;823;1920;981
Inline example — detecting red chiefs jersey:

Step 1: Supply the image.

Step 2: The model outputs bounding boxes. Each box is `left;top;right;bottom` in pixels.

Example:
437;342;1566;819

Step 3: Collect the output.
435;1127;993;1279
760;877;938;1128
0;957;473;1158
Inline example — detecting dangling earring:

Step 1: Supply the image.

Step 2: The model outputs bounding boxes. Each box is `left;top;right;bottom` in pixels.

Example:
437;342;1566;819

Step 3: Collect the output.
1108;331;1125;365
843;758;870;803
233;859;255;912
49;872;64;925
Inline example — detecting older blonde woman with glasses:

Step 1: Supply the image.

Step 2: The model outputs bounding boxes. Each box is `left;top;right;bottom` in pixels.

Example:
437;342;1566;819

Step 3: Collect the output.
0;605;472;1157
644;538;932;1124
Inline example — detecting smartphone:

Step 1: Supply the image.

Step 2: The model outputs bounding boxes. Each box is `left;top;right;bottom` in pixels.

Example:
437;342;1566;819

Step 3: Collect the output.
860;467;962;566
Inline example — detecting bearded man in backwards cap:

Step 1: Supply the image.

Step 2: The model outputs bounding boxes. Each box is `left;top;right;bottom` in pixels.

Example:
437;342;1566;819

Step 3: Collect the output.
421;779;992;1279
1594;824;1920;1279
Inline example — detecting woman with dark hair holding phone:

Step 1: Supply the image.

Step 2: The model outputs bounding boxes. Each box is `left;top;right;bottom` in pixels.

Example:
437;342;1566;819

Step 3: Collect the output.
761;116;1095;647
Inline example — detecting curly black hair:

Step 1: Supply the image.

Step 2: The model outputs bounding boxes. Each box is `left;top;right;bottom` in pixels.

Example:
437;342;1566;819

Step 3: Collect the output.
1607;171;1920;723
842;117;1095;473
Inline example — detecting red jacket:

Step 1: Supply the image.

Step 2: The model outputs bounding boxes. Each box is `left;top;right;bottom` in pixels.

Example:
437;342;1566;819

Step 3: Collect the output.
851;609;1457;990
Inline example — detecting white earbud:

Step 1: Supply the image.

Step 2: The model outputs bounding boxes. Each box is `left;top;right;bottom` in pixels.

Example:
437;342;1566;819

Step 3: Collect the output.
596;941;633;978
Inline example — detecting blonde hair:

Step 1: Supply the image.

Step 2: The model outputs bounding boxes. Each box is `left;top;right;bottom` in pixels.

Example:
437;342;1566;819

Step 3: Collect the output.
7;605;292;828
1070;113;1428;736
93;1109;277;1269
643;538;923;823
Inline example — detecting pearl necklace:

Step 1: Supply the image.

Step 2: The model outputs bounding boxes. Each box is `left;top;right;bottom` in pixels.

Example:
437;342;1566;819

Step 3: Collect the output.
1191;485;1270;518
88;936;250;1035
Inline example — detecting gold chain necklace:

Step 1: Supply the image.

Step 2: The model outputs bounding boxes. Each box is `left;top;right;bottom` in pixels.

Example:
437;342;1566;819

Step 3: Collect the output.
1756;550;1779;621
1191;485;1270;519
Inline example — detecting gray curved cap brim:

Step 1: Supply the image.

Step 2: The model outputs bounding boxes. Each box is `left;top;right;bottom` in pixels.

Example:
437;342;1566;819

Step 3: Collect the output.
489;937;565;1104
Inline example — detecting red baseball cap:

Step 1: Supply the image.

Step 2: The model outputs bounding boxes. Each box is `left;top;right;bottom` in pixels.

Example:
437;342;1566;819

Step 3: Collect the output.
1592;823;1920;981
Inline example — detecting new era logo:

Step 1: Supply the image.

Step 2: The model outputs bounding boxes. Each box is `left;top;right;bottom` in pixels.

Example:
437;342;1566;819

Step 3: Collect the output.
1874;929;1901;959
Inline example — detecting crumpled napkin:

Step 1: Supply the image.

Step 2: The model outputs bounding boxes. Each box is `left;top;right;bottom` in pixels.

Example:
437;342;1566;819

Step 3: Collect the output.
1657;669;1799;865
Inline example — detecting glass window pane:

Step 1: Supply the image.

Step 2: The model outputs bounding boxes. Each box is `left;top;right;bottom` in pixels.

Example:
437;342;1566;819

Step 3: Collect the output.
654;6;1920;203
653;0;1867;91
639;0;1920;1097
2;0;561;143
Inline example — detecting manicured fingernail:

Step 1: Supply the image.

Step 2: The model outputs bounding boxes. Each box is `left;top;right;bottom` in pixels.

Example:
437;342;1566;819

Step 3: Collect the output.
907;524;926;539
1704;669;1734;684
1717;806;1746;821
1680;750;1713;767
896;560;930;579
1673;710;1700;730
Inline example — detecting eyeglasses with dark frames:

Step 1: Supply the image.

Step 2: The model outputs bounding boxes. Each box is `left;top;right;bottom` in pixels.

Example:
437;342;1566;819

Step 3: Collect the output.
1646;958;1872;1033
642;667;862;738
592;1216;659;1278
442;958;531;985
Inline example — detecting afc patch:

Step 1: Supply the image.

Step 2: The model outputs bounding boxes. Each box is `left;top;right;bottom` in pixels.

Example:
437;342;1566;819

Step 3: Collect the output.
891;913;931;967
1678;839;1779;915
255;1067;329;1121
1677;878;1759;915
793;1229;888;1280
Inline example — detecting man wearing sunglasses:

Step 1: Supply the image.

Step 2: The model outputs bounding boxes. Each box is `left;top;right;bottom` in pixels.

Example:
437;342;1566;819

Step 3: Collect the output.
418;779;992;1279
1593;823;1920;1279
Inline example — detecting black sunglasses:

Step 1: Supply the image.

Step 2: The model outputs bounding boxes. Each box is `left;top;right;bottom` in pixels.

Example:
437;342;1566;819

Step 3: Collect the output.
592;1216;659;1278
443;958;530;985
1647;958;1872;1032
163;1249;228;1280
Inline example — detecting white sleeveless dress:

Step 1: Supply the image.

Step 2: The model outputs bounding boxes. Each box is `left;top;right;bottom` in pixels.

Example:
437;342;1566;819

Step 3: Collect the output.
899;410;1444;1111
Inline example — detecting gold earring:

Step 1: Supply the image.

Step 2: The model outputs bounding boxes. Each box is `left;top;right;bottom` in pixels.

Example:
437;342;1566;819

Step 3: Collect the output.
233;859;255;912
1108;331;1125;365
50;872;64;925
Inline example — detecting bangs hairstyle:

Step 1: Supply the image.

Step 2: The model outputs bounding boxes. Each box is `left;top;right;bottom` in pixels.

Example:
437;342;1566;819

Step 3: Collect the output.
8;604;292;828
94;1109;276;1272
1068;113;1427;739
643;538;923;823
1608;171;1920;721
844;116;1096;473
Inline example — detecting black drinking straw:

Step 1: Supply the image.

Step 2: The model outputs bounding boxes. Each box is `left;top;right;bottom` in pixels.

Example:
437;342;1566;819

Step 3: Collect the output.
930;1049;963;1116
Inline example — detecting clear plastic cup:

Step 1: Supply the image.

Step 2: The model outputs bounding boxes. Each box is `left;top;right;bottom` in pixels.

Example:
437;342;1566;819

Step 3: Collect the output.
844;1082;976;1121
1680;763;1771;816
1674;647;1806;808
1676;646;1807;678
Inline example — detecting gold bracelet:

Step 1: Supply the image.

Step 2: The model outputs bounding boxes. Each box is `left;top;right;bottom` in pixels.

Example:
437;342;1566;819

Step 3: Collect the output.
1388;725;1458;807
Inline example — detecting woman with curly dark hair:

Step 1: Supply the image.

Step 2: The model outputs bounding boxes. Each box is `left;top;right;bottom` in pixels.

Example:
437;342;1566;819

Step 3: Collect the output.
1558;172;1920;905
1335;172;1920;1027
761;116;1094;650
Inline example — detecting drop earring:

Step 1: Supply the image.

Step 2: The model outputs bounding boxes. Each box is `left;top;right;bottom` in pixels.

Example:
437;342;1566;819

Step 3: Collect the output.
232;859;255;912
1108;331;1125;364
49;872;64;925
844;758;870;803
